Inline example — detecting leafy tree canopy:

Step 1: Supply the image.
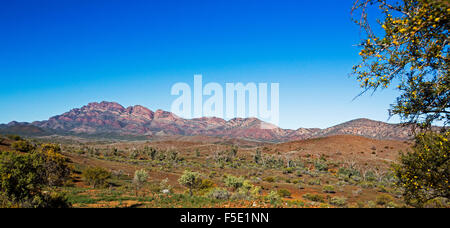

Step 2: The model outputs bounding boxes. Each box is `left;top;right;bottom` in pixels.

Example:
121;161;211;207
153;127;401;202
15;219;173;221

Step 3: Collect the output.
352;0;449;128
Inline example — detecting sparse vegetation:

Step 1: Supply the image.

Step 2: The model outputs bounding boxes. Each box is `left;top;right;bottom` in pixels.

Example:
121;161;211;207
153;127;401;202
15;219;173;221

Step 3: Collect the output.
82;167;111;188
0;129;416;208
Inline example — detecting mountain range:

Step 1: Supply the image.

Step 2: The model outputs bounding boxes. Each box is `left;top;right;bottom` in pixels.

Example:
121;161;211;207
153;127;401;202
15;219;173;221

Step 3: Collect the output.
0;101;414;142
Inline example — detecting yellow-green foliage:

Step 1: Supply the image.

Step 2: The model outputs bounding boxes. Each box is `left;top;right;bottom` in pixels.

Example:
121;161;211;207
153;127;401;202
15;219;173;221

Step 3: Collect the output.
393;132;449;207
0;150;70;208
82;167;111;188
11;140;35;152
224;175;245;191
277;189;292;198
178;170;203;196
38;144;72;187
352;0;449;127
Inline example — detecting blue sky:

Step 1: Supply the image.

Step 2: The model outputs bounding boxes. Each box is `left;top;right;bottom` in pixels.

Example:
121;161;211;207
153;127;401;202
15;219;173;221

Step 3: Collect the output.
0;0;400;129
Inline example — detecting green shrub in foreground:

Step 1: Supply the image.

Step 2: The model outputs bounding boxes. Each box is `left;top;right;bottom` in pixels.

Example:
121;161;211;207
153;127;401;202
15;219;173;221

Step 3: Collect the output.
82;167;111;188
329;197;347;207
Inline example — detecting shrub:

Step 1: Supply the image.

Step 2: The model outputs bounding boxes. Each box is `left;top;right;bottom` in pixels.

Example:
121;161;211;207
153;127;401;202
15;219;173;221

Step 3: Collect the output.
265;191;281;205
375;194;394;206
359;181;376;189
11;140;35;152
82;167;111;188
283;167;294;174
329;197;347;207
146;147;158;160
338;167;360;179
423;197;449;208
303;193;325;203
159;178;173;194
323;185;336;194
308;179;321;186
133;169;149;195
195;149;201;157
178;170;203;196
277;189;292;198
254;149;262;164
38;144;72;187
6;135;22;141
393;132;450;207
0;151;71;208
314;160;328;172
224;175;245;191
200;179;215;190
207;188;230;200
377;185;388;193
367;201;376;208
250;185;262;197
263;176;276;183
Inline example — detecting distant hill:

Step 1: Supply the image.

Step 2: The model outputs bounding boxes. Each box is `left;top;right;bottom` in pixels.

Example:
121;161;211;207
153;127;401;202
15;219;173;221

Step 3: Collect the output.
0;121;50;136
1;101;415;142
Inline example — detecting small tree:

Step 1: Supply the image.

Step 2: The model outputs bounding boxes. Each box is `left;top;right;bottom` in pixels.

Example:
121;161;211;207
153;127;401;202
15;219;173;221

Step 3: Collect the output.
149;147;157;160
38;144;71;187
82;167;111;188
254;149;262;164
133;169;149;196
178;170;202;196
393;132;449;207
351;0;449;208
351;0;449;128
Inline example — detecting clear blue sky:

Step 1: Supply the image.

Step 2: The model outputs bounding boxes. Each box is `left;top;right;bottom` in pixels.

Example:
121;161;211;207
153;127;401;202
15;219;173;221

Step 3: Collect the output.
0;0;401;129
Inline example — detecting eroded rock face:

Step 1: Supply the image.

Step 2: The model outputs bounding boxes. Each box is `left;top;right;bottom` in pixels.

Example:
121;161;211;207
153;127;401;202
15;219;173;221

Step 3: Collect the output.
23;101;415;141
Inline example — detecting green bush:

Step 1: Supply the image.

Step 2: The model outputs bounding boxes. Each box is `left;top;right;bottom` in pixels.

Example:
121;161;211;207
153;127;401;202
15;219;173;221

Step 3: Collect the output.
200;179;215;190
308;179;321;186
133;169;149;195
263;176;276;183
277;189;292;198
11;140;35;152
38;144;72;187
207;188;230;200
82;167;111;188
6;135;22;141
224;175;245;191
283;167;294;174
393;132;450;207
329;197;347;207
359;181;376;189
322;185;336;194
375;194;394;206
0;151;71;208
314;160;328;172
423;197;449;208
265;191;281;205
159;178;173;194
303;193;325;203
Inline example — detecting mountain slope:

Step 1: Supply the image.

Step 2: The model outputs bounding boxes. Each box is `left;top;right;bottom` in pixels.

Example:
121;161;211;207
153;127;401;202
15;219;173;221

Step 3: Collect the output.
3;101;415;141
313;118;413;140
